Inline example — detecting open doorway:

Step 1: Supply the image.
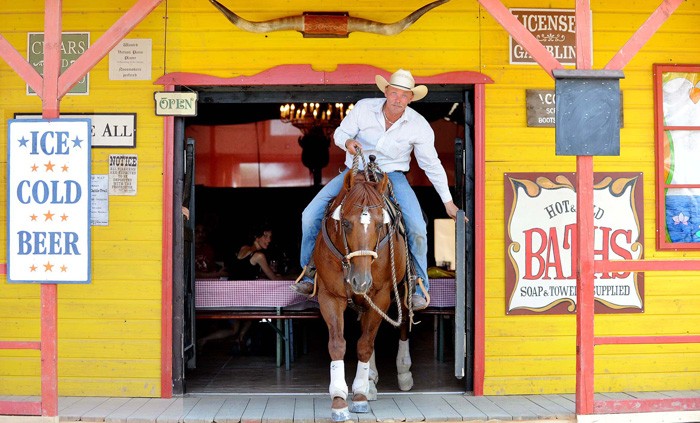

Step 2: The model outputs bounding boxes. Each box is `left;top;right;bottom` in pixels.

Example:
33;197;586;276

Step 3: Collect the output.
174;85;474;394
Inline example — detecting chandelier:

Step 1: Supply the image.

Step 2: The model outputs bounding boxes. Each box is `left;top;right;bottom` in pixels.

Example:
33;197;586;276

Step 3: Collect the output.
279;102;353;137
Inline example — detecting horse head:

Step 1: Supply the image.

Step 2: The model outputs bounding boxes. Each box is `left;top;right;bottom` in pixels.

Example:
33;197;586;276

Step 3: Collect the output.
329;171;391;295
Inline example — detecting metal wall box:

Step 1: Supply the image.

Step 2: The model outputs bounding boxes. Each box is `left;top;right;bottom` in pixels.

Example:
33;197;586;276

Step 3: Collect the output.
554;69;624;156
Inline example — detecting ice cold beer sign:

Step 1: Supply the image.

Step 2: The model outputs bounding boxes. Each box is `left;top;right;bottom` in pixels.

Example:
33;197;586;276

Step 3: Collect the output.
504;173;645;314
7;119;91;283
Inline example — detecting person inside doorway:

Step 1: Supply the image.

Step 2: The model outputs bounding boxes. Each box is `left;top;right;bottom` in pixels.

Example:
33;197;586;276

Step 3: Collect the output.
290;69;463;310
198;223;281;354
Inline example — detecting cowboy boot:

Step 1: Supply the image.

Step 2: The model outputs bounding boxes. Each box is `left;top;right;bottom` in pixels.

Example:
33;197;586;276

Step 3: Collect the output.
411;277;429;310
290;262;316;297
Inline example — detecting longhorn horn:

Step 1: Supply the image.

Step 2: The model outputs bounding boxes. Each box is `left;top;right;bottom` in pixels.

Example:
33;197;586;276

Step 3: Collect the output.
209;0;303;33
210;0;450;36
347;0;451;36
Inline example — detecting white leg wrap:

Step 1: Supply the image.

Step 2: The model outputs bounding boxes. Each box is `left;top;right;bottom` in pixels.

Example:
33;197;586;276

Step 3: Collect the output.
351;360;370;396
396;339;412;374
369;351;378;383
329;360;348;400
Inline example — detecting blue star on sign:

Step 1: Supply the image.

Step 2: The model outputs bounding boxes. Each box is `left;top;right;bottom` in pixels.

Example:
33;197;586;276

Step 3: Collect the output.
71;136;83;148
18;136;29;147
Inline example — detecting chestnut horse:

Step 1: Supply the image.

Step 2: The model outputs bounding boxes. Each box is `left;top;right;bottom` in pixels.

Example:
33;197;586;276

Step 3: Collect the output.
313;165;414;421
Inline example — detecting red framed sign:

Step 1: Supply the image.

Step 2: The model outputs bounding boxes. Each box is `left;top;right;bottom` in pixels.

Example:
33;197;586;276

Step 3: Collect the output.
504;172;644;314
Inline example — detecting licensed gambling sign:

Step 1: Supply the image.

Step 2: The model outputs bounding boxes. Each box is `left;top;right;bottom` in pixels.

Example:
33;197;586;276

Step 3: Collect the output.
7;119;92;283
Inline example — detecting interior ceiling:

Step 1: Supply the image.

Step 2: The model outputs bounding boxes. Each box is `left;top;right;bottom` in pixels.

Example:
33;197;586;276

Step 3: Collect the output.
186;101;465;126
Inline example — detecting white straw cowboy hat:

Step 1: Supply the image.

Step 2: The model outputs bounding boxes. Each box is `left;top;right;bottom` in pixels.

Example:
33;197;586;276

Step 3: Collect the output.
375;69;428;101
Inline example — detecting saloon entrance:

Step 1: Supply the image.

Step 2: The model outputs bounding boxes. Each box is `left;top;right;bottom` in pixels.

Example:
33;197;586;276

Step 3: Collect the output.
163;67;486;394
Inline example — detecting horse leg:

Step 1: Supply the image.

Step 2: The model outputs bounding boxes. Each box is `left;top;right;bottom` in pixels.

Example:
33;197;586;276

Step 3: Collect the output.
367;350;378;401
349;308;384;413
396;316;414;391
319;296;350;422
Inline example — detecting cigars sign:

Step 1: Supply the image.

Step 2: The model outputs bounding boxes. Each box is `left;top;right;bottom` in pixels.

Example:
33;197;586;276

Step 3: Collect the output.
505;173;644;314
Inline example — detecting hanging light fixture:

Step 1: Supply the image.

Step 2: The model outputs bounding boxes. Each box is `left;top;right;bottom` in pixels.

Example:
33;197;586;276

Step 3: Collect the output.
280;102;353;138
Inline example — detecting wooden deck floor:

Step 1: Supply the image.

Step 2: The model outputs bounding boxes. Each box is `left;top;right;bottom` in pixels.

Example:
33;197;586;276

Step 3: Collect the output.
3;391;700;422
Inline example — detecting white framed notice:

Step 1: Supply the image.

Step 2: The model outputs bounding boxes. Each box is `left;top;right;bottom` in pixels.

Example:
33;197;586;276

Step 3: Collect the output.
109;39;152;80
7;118;92;283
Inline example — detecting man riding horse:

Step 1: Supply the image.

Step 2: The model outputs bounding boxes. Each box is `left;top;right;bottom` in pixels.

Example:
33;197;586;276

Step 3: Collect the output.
291;68;461;310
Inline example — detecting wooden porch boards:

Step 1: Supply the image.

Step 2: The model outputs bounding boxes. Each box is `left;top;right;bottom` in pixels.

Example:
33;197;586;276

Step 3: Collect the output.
2;391;700;422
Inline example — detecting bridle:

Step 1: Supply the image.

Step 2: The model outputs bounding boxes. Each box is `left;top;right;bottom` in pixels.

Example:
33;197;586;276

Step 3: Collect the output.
320;150;411;327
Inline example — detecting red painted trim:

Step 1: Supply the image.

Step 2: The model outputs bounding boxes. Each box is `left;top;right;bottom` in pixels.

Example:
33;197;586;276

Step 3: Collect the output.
596;259;700;273
473;83;486;396
596;398;700;414
596;335;700;345
160;86;175;399
41;284;58;417
0;341;41;349
654;64;700;250
575;0;592;69
477;0;563;78
0;401;42;416
0;35;43;95
59;0;164;97
42;0;61;116
605;0;685;70
575;156;595;415
154;64;493;87
0;263;6;275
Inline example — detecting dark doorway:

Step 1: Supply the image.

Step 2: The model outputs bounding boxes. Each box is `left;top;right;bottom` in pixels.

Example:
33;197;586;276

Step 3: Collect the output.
175;85;474;394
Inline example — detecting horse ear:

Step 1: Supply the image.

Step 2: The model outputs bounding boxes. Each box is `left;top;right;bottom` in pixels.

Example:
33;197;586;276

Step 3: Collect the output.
378;173;390;194
343;170;355;191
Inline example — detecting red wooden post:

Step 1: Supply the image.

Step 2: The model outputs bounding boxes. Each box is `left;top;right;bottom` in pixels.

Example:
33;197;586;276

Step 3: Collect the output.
38;2;62;416
40;285;58;417
161;87;175;398
573;1;595;415
575;157;595;415
473;83;486;396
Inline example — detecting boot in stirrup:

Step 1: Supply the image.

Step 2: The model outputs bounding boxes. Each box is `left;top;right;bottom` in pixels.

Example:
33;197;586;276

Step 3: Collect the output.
290;263;316;297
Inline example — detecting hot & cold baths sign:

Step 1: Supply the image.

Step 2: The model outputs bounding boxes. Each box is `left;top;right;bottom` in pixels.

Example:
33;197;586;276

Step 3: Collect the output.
7;119;91;283
504;173;644;314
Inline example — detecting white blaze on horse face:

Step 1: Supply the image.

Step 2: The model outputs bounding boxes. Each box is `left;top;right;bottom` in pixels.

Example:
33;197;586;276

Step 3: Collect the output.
360;207;371;231
332;205;341;220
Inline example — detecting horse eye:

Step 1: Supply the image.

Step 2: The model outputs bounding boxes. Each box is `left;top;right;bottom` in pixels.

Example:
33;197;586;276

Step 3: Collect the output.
342;219;351;229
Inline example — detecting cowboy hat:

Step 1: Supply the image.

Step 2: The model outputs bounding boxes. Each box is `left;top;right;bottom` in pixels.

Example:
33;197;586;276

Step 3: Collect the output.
375;69;428;101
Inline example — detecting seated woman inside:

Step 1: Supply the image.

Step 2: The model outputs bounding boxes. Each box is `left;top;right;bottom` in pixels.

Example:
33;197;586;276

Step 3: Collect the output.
197;223;282;354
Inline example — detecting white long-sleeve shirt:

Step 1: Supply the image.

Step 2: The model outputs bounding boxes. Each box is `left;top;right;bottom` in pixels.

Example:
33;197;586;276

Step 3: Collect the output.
333;98;453;203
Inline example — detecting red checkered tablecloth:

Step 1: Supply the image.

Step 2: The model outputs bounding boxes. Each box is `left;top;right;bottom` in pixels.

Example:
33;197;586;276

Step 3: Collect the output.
195;278;455;309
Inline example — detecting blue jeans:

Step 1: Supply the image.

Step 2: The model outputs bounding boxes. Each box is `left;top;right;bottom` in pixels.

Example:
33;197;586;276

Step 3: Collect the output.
300;169;430;295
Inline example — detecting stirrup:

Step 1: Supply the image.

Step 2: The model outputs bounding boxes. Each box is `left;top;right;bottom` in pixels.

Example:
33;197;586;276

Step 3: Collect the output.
291;266;317;297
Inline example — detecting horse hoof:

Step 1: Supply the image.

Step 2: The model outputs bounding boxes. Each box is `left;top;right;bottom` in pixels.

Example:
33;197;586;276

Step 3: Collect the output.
398;371;413;391
366;381;378;401
331;407;351;422
349;400;369;413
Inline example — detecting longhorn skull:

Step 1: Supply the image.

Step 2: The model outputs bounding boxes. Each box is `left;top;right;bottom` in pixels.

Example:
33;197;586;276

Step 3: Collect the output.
209;0;451;37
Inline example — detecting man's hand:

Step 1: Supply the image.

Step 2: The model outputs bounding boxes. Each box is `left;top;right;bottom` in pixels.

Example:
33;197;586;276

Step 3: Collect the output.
345;139;361;155
444;201;469;222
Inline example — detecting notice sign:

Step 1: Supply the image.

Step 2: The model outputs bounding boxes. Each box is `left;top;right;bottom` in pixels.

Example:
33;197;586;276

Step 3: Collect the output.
91;175;109;226
27;32;89;95
509;9;577;65
504;172;644;314
109;154;137;195
109;38;152;80
7;119;91;283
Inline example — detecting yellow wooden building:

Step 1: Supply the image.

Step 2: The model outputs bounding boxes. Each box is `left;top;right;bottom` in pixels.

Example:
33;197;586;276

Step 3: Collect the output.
0;0;698;404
